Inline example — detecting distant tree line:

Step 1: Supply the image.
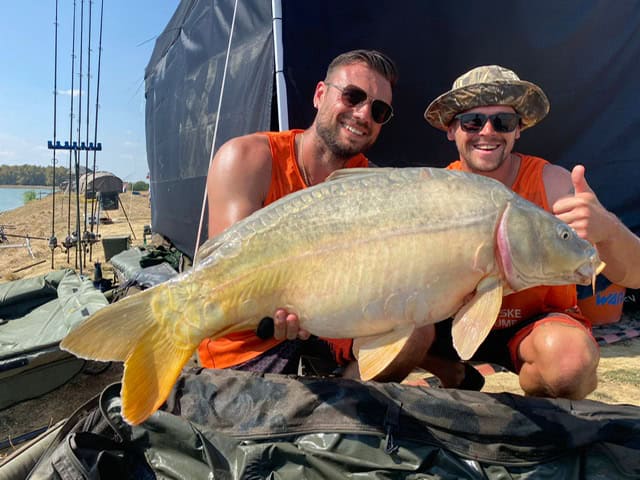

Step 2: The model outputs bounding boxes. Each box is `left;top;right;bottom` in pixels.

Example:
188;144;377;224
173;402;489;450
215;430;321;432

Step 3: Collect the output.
0;164;70;186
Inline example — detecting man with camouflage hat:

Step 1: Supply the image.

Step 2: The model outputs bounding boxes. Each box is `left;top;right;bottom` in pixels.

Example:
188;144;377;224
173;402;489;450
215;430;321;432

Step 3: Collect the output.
421;65;640;399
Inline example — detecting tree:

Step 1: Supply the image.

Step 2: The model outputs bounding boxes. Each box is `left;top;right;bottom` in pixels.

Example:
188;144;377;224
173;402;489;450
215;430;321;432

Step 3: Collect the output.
132;181;150;192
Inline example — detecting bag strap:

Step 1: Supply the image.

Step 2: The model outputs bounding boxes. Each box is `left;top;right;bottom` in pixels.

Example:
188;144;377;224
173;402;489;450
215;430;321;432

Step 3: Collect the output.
26;383;124;479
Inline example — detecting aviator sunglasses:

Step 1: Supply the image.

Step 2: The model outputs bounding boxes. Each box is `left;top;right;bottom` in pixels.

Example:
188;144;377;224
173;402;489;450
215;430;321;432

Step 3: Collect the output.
454;112;521;133
325;82;394;124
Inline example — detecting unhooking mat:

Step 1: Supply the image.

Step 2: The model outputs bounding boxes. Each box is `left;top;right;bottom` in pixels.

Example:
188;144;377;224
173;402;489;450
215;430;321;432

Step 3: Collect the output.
0;269;108;409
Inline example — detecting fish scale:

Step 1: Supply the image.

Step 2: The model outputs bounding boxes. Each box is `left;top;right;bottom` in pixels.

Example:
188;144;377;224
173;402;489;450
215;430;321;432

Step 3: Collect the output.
61;167;604;424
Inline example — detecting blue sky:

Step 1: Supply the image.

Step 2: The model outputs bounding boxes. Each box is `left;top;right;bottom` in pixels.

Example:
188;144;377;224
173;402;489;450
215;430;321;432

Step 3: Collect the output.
0;1;180;183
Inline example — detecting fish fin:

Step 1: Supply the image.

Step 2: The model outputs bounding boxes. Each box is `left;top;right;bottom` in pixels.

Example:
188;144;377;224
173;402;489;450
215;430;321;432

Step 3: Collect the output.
452;276;503;360
193;237;224;264
60;287;163;361
325;167;391;182
121;336;195;425
355;325;415;381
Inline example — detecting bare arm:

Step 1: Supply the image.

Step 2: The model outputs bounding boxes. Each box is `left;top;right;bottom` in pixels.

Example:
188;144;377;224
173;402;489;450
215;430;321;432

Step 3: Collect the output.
206;133;310;339
548;164;640;289
207;134;272;238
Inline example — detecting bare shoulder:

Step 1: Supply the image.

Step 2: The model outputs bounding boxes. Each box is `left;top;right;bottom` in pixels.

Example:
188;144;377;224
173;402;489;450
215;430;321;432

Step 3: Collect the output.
542;163;572;205
213;133;272;173
208;132;273;197
207;133;274;236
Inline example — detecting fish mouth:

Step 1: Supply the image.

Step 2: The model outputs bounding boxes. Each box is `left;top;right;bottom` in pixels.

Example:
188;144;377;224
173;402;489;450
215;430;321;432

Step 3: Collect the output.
575;254;606;286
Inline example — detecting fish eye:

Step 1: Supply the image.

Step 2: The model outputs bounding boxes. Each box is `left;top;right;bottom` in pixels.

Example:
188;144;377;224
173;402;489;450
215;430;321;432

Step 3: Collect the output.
557;224;572;240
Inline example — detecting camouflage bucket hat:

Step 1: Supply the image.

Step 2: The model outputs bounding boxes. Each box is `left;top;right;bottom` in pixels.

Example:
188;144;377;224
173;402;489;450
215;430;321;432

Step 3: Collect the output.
424;65;550;131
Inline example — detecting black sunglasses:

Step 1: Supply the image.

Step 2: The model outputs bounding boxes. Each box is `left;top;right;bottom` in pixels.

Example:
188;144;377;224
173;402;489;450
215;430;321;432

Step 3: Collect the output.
325;82;394;125
454;112;521;133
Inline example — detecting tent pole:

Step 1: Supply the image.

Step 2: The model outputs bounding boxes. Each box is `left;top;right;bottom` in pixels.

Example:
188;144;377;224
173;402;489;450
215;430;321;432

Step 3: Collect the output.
272;0;288;131
192;0;240;263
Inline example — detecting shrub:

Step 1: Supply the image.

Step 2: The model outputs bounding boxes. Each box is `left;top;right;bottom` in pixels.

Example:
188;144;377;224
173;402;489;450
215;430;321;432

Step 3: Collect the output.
23;190;37;203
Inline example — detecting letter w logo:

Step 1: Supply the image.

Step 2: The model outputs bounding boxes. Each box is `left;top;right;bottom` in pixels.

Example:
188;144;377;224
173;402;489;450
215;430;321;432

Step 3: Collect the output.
596;292;624;306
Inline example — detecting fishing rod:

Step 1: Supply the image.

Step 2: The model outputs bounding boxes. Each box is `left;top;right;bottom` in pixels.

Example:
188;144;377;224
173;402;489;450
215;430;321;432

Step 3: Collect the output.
47;0;104;271
74;0;85;275
88;0;104;263
0;228;40;259
1;232;50;242
83;0;92;267
50;0;60;270
66;0;77;267
193;0;240;263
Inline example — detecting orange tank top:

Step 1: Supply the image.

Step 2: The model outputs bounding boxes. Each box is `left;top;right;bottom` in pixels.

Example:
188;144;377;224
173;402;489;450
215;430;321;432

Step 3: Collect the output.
198;130;368;368
447;154;582;329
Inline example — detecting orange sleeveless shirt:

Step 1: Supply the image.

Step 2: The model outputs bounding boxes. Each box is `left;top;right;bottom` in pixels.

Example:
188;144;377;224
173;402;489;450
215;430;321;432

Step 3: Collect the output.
447;154;583;329
198;129;368;368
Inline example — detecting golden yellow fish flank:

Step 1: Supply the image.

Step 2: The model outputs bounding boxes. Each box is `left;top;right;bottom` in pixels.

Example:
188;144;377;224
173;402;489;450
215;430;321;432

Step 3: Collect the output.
60;167;604;424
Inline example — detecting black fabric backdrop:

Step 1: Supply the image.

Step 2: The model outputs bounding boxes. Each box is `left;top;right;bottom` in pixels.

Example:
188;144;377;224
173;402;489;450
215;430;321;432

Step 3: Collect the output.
145;0;274;256
146;0;640;259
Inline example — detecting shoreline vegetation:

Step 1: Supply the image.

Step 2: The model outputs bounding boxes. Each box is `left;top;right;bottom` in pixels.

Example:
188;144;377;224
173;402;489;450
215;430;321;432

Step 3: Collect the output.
0;184;52;189
0;164;70;188
0;164;150;193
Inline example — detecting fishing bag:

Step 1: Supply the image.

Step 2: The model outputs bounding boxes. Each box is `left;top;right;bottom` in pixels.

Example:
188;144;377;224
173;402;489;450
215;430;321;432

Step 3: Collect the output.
10;368;640;479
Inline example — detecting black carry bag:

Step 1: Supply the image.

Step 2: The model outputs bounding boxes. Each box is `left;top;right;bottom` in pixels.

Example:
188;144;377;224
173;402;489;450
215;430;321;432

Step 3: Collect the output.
17;368;640;479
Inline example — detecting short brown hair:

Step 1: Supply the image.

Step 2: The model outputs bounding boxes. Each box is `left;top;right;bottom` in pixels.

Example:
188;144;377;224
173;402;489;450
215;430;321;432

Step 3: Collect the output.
326;49;398;89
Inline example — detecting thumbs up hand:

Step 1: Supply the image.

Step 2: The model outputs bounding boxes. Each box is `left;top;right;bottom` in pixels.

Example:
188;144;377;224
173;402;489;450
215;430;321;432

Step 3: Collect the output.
552;165;615;245
570;164;593;196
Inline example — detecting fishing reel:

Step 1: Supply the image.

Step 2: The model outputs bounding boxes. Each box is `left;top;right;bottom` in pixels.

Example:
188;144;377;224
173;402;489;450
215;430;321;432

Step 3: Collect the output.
62;232;79;250
82;230;100;245
81;230;100;255
48;235;58;250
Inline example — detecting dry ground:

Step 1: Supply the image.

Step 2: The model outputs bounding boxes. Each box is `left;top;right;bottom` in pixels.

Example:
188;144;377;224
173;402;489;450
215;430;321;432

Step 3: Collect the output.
482;322;640;405
0;190;152;281
402;311;640;407
1;192;639;461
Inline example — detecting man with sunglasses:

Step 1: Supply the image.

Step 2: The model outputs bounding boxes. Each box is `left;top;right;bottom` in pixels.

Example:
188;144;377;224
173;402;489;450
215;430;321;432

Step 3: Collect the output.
420;65;640;399
198;49;417;377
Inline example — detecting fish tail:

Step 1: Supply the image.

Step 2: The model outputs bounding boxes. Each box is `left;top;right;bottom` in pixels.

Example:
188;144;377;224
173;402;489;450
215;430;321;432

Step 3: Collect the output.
60;283;199;424
60;286;163;362
120;331;195;425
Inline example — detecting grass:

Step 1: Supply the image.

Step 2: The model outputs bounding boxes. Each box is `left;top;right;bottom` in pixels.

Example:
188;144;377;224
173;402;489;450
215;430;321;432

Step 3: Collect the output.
600;368;640;385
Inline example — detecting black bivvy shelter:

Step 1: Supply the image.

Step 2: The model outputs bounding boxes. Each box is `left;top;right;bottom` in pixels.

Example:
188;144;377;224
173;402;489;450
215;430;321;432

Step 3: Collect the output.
145;0;640;260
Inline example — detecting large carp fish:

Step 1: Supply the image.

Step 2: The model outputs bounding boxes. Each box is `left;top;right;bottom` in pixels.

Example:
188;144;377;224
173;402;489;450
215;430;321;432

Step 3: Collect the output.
61;167;604;424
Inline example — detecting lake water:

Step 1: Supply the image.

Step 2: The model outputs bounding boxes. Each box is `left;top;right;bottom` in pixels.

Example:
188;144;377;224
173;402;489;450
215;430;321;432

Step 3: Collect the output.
0;187;52;213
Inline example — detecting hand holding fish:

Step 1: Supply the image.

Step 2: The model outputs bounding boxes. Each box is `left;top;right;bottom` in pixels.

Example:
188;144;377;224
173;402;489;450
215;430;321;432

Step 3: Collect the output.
269;309;311;341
